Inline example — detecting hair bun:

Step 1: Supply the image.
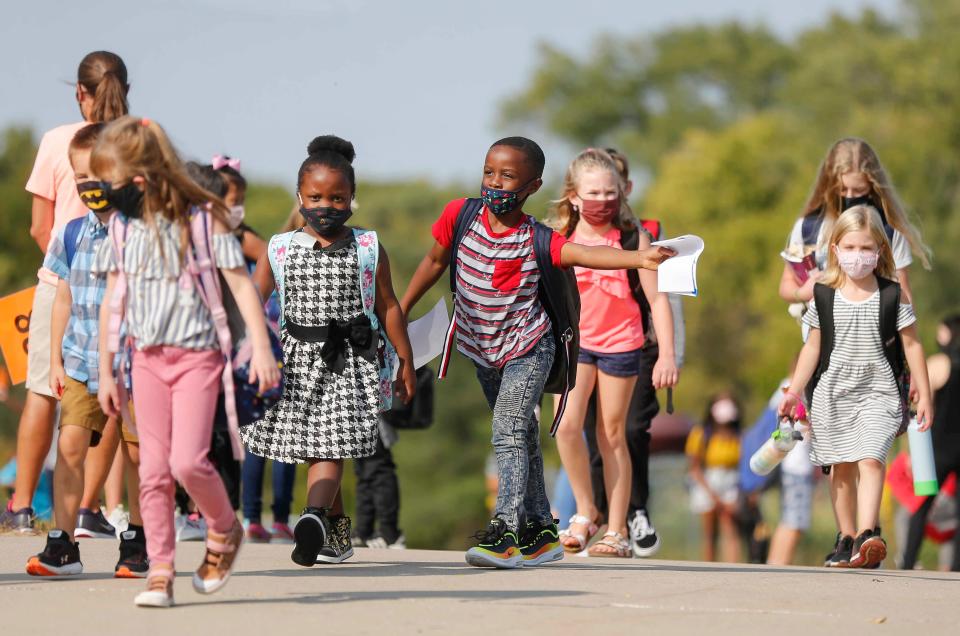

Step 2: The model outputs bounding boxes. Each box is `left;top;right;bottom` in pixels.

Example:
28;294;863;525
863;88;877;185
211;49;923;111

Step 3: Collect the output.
307;135;355;163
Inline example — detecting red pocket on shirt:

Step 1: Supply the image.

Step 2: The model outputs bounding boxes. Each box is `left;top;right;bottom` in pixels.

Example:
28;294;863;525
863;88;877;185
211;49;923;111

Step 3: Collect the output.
492;259;523;292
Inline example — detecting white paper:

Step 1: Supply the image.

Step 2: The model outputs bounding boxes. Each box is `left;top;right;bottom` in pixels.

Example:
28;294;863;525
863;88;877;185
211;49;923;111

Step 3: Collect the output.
407;298;450;370
651;235;704;296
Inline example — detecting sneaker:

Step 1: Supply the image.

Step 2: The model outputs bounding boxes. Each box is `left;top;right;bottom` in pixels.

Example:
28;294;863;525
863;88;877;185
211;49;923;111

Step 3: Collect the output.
192;520;244;595
629;509;661;558
351;530;370;548
115;527;149;579
75;508;117;539
824;533;854;568
243;520;271;543
1;503;37;535
366;532;407;550
316;515;355;564
850;528;887;569
26;530;83;576
465;518;522;569
134;567;174;608
519;519;563;566
176;513;207;542
107;505;130;537
291;507;329;567
270;522;295;544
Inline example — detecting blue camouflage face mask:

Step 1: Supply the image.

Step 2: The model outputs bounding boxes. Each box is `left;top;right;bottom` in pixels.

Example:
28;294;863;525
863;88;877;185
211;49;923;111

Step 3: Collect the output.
480;180;536;216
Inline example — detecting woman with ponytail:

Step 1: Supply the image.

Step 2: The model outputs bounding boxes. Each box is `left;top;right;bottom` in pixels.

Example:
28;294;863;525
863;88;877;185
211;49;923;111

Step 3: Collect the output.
3;51;131;536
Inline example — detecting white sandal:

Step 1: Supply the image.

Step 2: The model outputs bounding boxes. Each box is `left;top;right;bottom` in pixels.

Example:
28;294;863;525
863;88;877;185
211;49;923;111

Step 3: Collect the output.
588;531;631;558
558;514;599;553
134;565;175;608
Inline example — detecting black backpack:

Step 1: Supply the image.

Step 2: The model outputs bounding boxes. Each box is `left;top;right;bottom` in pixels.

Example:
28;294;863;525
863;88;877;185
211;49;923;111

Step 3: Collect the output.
449;198;580;435
619;222;661;344
807;278;910;433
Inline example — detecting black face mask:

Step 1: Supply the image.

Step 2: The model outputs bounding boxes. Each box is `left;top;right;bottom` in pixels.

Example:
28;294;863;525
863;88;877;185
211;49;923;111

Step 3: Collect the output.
77;180;113;214
841;194;875;211
300;205;352;237
104;181;144;219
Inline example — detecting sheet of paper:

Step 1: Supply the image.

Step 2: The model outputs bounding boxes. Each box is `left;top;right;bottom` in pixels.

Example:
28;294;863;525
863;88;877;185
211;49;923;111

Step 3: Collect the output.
408;297;450;370
651;235;704;296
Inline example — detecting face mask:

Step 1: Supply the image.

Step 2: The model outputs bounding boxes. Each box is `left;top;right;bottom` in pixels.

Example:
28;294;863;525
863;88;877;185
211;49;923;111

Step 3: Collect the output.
104;181;144;219
841;194;874;211
480;179;535;217
300;204;352;237
835;247;879;280
76;181;113;214
711;399;739;425
578;198;619;226
225;205;245;231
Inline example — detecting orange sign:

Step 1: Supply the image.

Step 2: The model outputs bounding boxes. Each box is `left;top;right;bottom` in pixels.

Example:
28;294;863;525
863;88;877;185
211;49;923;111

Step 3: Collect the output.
0;286;37;385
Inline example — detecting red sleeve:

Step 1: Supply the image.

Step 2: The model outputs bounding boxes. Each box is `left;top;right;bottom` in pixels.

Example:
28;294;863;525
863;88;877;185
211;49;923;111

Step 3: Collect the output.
549;231;568;268
431;198;467;248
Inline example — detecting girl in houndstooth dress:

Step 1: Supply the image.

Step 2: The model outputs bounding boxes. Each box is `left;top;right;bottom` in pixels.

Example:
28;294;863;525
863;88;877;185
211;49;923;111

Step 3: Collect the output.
245;135;415;567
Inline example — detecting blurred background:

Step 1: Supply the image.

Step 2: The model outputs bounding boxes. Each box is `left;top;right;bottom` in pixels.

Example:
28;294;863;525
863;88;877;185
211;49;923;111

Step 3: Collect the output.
1;0;958;566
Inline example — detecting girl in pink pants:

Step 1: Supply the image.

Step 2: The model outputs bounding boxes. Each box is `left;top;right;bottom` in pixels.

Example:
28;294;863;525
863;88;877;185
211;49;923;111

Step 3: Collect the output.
93;116;279;608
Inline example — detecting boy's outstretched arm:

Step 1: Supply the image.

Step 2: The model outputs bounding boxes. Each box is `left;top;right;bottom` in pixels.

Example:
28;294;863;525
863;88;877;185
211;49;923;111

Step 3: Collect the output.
400;241;451;316
375;244;416;404
560;242;675;271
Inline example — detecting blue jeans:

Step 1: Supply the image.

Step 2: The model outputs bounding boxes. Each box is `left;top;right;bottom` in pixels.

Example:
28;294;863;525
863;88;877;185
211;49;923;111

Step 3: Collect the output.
475;336;555;532
241;450;296;525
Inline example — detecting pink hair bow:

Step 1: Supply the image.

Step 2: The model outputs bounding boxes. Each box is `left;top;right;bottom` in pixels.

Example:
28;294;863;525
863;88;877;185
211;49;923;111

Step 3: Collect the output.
212;154;241;171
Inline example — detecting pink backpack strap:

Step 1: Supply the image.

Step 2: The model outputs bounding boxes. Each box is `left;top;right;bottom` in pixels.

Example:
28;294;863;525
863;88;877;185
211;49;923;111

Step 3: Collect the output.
106;215;135;435
185;209;243;461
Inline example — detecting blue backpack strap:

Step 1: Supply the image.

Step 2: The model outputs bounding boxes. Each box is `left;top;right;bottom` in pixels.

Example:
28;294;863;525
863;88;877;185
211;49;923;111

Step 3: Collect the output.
267;231;296;329
63;217;86;269
801;211;823;248
353;228;397;412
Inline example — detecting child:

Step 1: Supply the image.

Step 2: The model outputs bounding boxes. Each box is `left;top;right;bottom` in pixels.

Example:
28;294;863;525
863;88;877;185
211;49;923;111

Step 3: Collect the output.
24;123;147;578
780;205;933;569
400;136;673;568
245;135;416;567
93;116;280;607
213;154;268;265
686;393;743;562
547;148;679;558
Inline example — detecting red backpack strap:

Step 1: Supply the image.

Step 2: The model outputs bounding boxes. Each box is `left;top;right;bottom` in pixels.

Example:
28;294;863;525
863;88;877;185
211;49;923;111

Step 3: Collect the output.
639;218;662;241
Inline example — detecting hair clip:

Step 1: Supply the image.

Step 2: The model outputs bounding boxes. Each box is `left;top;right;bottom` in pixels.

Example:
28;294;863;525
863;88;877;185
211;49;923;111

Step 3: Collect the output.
212;154;241;171
140;117;151;127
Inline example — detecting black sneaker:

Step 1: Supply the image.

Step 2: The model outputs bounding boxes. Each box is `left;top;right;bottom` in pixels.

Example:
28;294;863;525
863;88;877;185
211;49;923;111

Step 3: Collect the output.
115;526;149;578
824;533;854;568
1;504;37;535
26;530;83;576
850;528;887;569
465;518;521;569
316;514;355;564
291;507;329;567
629;509;661;558
519;518;563;566
75;508;116;539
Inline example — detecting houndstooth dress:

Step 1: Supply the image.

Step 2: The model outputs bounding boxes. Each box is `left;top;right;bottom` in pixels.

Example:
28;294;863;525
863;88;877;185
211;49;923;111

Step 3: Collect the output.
241;234;380;462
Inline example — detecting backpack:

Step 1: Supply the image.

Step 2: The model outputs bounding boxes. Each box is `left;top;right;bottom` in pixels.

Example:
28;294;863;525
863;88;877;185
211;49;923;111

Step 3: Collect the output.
63;216;87;268
807;278;910;434
267;228;397;412
619;220;661;341
445;198;580;436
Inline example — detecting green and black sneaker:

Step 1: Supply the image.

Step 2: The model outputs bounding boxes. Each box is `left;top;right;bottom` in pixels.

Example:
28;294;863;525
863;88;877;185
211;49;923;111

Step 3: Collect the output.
465;518;521;569
519;518;563;566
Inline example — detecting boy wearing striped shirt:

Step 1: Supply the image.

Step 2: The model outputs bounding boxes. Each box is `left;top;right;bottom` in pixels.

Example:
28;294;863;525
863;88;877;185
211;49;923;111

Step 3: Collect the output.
25;124;148;579
401;137;673;568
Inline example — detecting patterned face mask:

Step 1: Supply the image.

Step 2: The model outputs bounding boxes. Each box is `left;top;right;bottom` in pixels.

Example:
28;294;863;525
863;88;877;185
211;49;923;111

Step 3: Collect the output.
835;247;879;280
299;204;352;237
480;179;535;216
77;180;113;213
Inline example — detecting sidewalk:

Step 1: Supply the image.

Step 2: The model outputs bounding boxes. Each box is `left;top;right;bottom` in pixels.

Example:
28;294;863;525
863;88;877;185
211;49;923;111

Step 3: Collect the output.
1;535;957;634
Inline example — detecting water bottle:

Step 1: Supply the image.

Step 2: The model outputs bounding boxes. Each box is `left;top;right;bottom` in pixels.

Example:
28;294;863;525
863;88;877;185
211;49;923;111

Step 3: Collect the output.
907;416;938;496
749;418;804;476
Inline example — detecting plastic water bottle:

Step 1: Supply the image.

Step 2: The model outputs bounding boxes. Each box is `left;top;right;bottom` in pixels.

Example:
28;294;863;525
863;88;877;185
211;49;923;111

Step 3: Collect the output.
907;416;938;496
749;418;804;476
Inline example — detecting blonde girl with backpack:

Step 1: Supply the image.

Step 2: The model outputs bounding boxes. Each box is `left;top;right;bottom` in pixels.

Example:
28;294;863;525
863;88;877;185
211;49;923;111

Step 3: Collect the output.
92;116;280;607
779;206;932;569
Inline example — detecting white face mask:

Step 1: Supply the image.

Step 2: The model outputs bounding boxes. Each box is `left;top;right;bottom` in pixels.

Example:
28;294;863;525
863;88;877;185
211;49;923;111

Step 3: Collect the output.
225;204;245;231
711;399;739;425
834;247;878;280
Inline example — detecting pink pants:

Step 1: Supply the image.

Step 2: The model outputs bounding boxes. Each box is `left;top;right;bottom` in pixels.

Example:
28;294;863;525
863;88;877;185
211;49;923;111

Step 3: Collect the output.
132;347;235;567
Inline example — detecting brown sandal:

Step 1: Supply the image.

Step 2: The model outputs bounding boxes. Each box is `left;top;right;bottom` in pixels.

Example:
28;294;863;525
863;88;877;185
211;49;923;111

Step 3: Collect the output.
134;565;174;608
192;520;243;594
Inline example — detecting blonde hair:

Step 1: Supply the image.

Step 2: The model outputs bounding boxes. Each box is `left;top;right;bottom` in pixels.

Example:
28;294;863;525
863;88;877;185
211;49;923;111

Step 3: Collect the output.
802;137;931;268
546;148;636;237
820;206;897;288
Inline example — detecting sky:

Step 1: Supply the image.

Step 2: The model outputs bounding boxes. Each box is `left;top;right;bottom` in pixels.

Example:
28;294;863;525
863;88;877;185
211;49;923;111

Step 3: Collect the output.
2;0;898;188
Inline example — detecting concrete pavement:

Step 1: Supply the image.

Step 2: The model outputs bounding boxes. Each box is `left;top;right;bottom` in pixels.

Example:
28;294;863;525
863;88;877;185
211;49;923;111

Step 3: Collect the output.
1;535;958;635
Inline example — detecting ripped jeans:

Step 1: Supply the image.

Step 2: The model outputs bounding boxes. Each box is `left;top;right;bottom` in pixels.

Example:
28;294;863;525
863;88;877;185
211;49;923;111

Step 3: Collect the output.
475;336;555;533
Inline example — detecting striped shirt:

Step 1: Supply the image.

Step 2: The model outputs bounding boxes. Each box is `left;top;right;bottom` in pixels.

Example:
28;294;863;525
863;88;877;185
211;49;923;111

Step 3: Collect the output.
42;212;111;392
93;214;245;350
432;198;566;369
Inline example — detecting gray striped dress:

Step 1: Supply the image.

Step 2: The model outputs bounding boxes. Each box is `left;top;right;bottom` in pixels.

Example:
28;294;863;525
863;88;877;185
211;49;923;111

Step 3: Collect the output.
802;289;915;465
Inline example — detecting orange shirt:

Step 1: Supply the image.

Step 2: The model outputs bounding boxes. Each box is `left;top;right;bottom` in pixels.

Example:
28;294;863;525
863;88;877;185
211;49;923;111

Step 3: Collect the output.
571;226;645;353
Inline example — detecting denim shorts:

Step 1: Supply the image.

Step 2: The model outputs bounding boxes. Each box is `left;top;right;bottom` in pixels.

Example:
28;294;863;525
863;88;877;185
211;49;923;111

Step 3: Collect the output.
578;347;643;377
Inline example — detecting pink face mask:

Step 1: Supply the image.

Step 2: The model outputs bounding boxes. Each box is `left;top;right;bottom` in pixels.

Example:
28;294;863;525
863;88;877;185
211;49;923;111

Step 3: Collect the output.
834;247;879;280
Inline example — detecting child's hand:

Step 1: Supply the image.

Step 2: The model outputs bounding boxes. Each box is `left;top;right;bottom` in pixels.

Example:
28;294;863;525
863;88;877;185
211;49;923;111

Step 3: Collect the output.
652;356;679;389
636;246;676;271
778;390;801;419
98;375;120;418
394;363;416;405
50;363;66;400
249;346;281;394
915;397;934;432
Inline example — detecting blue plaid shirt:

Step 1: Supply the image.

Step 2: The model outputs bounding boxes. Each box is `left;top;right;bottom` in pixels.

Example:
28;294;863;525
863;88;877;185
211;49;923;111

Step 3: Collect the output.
43;212;111;393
